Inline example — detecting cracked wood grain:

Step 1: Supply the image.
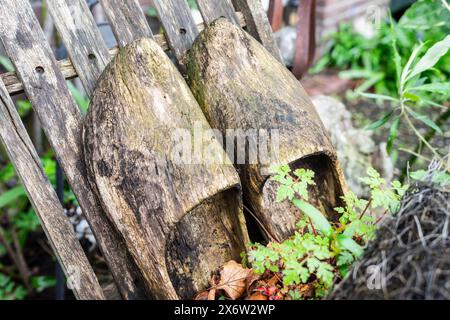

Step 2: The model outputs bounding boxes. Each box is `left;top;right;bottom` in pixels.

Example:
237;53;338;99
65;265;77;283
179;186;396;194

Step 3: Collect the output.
0;0;147;299
231;0;282;62
152;0;199;64
99;0;153;47
196;0;239;24
46;0;111;96
0;79;104;300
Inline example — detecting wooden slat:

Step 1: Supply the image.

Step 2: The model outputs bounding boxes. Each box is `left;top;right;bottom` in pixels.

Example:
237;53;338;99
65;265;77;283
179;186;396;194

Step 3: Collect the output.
231;0;282;62
0;0;146;300
1;14;247;96
46;0;111;96
153;0;199;63
196;0;239;24
0;80;104;300
99;0;153;47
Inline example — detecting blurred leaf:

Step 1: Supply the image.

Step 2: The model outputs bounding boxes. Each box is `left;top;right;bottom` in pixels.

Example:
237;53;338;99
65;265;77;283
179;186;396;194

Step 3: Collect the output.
309;55;330;74
410;169;428;181
402;43;424;84
0;56;14;72
432;171;450;186
14;209;40;233
399;0;450;31
407;35;450;81
365;111;394;130
145;7;157;17
336;235;364;258
421;99;449;109
16;100;32;117
358;92;399;102
0;164;16;183
67;82;89;113
339;69;373;79
410;82;450;93
408;109;443;134
387;117;400;154
0;186;26;209
31;276;56;293
354;73;385;93
403;92;420;102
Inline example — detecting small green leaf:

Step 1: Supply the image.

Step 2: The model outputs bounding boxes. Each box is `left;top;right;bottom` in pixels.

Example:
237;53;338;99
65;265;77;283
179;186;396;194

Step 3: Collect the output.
276;185;294;202
365;111;394;130
0;56;14;72
360;73;385;91
410;170;428;181
410;82;450;93
337;235;364;258
316;262;334;287
407;35;450;81
403;92;420;102
408;109;443;134
292;199;333;237
283;268;301;285
387;117;400;154
358;92;400;102
67;82;90;113
31;276;56;293
336;251;354;267
338;69;373;79
432;171;450;187
402;43;424;84
0;186;26;209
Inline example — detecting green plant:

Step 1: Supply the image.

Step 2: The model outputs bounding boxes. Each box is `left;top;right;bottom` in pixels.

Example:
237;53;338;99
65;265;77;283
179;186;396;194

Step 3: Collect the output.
0;151;76;300
313;0;450;103
361;26;449;167
0;274;26;300
409;166;450;186
312;0;449;172
246;165;407;299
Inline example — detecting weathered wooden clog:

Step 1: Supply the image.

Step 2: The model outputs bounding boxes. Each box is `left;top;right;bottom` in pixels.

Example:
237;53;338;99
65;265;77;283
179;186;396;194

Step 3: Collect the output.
83;38;249;299
187;18;347;242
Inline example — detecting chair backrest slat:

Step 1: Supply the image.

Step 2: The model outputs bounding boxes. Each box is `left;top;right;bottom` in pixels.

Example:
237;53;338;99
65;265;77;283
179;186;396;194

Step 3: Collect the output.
99;0;153;48
46;0;111;96
0;10;246;97
196;0;239;24
0;0;146;300
231;0;282;62
153;0;198;63
0;81;104;300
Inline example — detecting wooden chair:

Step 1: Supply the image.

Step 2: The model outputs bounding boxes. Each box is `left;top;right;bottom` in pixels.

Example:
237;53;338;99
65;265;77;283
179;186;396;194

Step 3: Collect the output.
0;0;282;300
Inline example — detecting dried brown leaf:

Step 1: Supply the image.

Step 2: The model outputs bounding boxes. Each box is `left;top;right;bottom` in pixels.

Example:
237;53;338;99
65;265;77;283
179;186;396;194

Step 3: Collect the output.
194;291;209;300
207;288;216;300
216;260;253;300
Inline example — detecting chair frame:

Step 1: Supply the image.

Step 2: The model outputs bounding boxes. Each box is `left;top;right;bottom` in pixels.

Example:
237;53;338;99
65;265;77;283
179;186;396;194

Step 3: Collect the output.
0;0;282;300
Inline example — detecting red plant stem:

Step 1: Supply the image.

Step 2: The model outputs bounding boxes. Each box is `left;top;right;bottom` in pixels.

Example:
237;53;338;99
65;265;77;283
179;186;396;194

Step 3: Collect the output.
374;210;388;225
308;217;317;236
359;198;372;219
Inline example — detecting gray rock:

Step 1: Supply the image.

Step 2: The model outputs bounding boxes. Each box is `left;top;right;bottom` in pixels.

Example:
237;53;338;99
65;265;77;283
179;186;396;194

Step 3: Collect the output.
274;26;297;67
